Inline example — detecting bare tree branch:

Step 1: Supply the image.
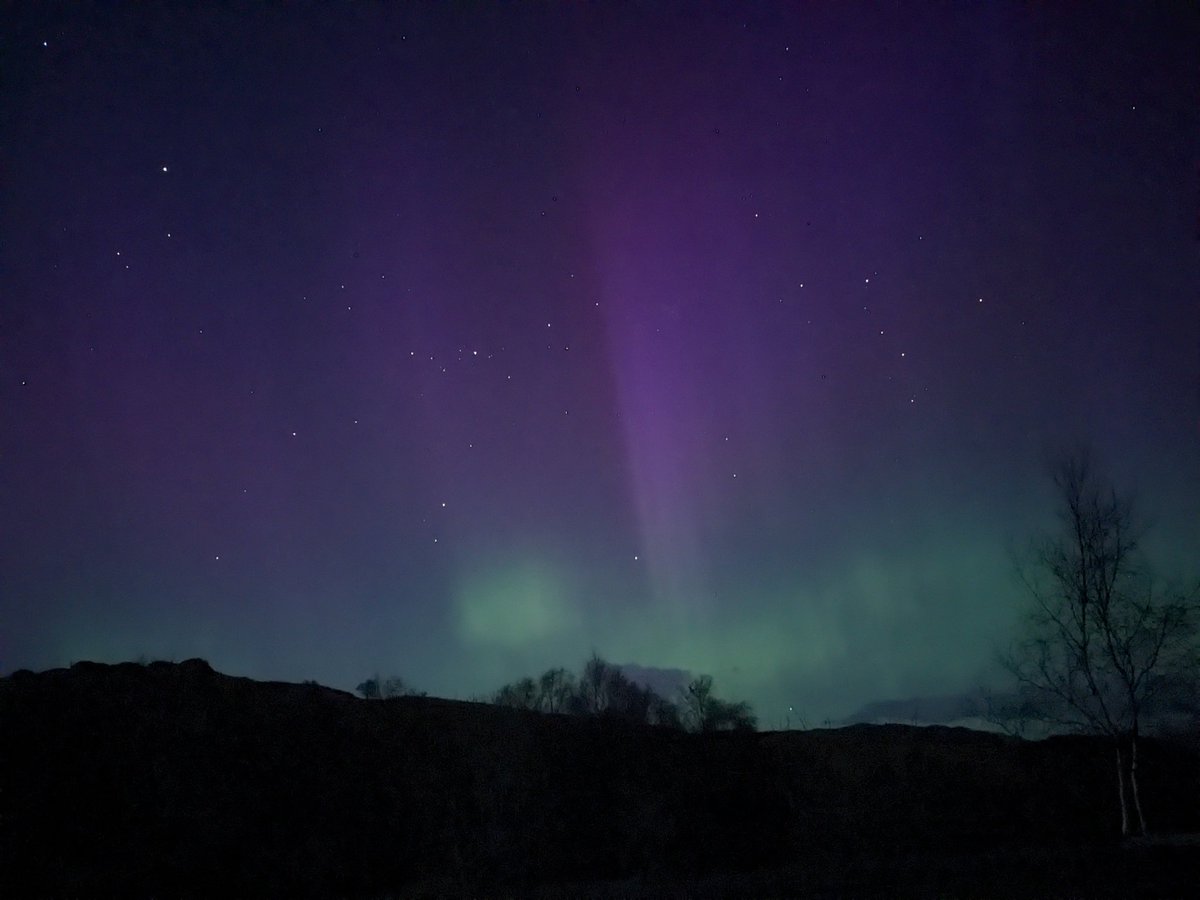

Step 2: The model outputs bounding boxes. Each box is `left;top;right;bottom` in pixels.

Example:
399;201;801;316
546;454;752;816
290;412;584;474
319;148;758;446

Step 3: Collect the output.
998;449;1197;837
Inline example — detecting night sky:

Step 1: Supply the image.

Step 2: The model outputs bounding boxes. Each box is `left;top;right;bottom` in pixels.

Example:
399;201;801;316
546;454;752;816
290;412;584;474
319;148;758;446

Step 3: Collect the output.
3;2;1197;724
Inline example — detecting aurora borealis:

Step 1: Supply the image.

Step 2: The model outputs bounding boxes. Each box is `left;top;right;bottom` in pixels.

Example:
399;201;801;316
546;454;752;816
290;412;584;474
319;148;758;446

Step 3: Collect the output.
2;2;1197;724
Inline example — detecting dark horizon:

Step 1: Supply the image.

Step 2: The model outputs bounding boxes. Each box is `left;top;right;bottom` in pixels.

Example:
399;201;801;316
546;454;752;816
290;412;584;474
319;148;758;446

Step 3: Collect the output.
2;2;1197;724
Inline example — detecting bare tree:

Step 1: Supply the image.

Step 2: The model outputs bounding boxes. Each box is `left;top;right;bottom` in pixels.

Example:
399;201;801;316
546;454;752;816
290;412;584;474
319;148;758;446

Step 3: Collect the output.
492;667;580;713
680;675;757;733
1003;449;1195;836
573;652;615;715
356;676;381;699
647;691;683;729
568;654;645;722
489;655;718;730
981;684;1041;739
356;674;419;699
605;673;654;723
381;676;413;698
492;676;539;710
681;675;716;730
536;667;576;713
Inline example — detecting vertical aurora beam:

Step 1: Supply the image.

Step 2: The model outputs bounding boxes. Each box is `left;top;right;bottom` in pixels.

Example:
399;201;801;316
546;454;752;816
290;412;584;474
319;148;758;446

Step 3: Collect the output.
574;19;773;629
601;266;714;620
589;180;753;625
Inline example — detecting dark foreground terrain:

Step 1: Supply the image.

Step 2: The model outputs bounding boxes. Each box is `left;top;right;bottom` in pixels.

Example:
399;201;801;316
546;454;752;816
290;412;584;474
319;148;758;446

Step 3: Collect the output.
2;659;1199;897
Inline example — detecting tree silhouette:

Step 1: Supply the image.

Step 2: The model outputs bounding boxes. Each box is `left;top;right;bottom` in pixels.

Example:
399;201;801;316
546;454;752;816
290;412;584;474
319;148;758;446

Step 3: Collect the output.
602;670;653;724
356;674;417;699
647;690;683;729
680;675;757;732
536;667;576;713
572;652;615;716
1002;449;1196;836
486;654;753;732
492;668;580;713
492;676;539;710
569;655;672;724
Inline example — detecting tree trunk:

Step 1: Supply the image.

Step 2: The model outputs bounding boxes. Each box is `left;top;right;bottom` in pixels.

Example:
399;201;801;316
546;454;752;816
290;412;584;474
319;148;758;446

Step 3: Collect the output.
1116;744;1130;836
1130;731;1148;836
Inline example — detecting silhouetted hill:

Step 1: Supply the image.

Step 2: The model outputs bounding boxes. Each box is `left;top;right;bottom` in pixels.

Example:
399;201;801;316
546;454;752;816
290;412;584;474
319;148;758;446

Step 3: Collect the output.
842;682;1200;737
841;692;982;727
3;660;1199;897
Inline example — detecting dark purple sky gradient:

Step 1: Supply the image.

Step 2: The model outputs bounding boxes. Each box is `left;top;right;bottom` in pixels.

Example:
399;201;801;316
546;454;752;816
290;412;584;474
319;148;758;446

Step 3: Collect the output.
2;2;1197;722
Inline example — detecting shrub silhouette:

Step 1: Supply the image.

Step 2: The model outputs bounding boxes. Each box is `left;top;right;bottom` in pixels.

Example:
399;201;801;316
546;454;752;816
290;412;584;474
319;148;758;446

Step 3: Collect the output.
356;674;417;699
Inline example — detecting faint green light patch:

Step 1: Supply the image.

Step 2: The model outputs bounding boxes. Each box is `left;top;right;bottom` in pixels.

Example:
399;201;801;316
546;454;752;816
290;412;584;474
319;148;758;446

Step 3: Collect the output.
602;595;844;703
455;560;580;648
